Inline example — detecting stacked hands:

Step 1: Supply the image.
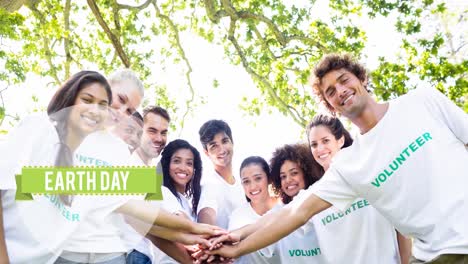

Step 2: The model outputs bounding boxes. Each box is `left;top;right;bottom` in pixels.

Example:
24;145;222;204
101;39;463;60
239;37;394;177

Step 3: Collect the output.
183;224;242;264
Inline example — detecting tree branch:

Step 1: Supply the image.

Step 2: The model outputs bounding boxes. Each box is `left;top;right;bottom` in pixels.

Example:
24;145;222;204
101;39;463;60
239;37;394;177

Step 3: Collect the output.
227;19;306;126
236;11;286;45
0;0;38;12
111;0;122;33
205;0;327;51
251;25;276;58
28;4;61;85
87;0;131;67
203;0;227;23
153;0;195;133
117;0;152;11
64;0;71;79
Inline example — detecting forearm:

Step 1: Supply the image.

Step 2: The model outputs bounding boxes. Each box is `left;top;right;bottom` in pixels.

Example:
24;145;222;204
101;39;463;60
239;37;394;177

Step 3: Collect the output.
148;225;187;242
397;231;412;264
237;194;330;257
149;236;192;264
117;200;195;233
230;211;279;240
197;208;217;225
154;210;195;233
0;195;10;263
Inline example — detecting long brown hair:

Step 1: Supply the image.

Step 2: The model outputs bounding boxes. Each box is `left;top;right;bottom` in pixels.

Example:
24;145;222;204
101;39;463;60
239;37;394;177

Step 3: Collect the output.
47;71;111;205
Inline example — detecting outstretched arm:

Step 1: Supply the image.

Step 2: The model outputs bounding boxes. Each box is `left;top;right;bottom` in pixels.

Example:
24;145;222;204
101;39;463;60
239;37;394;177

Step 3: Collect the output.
211;194;331;258
116;200;225;236
209;209;282;248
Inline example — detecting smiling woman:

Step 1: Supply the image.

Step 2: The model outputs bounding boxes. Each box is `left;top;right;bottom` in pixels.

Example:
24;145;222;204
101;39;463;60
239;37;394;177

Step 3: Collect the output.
161;139;203;220
227;156;279;264
0;71;113;263
248;143;322;264
47;71;112;168
270;144;321;204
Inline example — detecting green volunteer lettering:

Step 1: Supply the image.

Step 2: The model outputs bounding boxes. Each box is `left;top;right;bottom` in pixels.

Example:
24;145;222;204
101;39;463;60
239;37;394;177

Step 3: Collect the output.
416;136;425;147
321;199;370;225
288;248;321;257
395;154;406;165
372;132;433;188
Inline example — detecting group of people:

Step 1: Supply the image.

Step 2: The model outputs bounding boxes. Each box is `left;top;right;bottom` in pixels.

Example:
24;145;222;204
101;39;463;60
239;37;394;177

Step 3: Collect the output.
0;53;466;264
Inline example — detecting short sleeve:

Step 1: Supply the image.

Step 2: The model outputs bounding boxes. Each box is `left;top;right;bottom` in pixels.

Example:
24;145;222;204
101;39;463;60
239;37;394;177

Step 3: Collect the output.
306;166;357;212
160;186;183;212
197;183;219;215
0;115;54;189
418;87;468;144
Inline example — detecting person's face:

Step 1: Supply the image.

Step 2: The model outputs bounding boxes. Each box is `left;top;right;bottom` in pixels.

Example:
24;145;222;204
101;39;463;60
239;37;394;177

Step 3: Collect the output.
140;113;169;158
308;125;344;170
319;68;369;119
109;80;142;123
113;116;142;152
240;164;270;203
204;132;233;168
280;160;306;198
69;83;109;136
169;148;195;194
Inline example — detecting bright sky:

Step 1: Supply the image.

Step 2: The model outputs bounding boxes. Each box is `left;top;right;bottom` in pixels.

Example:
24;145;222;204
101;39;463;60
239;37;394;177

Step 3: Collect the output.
0;0;463;175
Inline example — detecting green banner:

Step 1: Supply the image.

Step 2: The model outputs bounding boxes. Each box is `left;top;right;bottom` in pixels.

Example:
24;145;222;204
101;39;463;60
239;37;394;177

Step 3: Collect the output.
15;166;162;200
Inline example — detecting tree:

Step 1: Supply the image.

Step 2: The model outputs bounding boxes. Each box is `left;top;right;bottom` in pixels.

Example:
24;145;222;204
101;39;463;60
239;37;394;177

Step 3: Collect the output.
0;0;466;129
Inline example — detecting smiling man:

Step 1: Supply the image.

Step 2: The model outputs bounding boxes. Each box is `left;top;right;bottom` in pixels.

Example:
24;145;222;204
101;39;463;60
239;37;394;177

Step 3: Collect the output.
197;120;244;229
132;106;170;166
209;54;468;264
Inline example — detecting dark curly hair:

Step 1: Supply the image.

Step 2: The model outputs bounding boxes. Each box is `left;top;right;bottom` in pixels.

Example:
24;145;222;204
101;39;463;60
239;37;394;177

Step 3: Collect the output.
161;139;202;216
270;143;321;204
310;53;369;115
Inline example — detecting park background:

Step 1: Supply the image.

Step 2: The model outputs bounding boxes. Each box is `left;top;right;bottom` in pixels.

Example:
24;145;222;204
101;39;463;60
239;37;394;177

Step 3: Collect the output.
0;0;467;171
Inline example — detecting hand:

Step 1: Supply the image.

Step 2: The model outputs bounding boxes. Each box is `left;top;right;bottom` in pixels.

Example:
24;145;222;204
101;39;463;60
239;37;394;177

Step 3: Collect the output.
184;244;201;255
209;232;241;250
207;243;240;259
192;249;234;264
176;233;212;248
191;249;209;263
206;254;234;263
191;223;227;237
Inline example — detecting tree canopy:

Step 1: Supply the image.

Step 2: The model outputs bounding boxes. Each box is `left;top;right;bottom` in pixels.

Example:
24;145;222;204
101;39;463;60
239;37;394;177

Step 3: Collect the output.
0;0;466;128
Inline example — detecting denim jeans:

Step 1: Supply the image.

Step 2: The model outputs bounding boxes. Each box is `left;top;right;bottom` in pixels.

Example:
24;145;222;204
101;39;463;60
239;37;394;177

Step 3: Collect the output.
126;250;151;264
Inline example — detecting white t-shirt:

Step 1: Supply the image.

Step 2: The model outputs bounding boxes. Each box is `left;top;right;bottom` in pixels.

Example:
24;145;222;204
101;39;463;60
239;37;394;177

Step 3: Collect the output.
129;151;145;166
304;87;468;261
128;150;159;167
260;204;321;264
64;130;142;254
295;189;400;263
198;171;244;229
0;114;83;263
155;190;197;263
228;201;281;264
125;186;181;263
